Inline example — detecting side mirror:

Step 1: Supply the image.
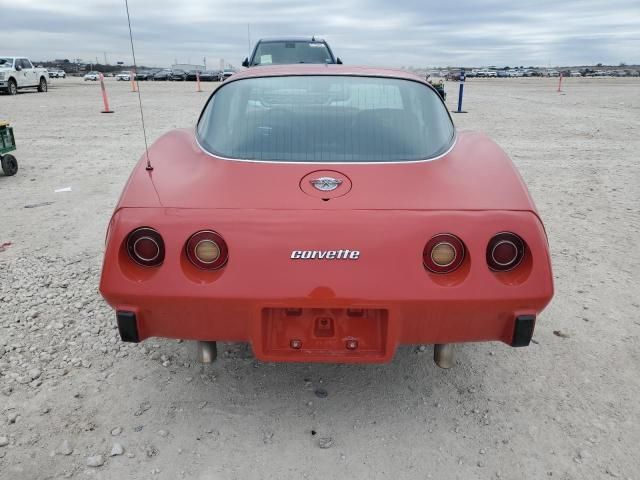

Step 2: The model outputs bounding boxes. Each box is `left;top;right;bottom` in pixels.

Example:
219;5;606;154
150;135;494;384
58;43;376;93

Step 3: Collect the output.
336;57;343;65
242;58;249;68
15;64;22;71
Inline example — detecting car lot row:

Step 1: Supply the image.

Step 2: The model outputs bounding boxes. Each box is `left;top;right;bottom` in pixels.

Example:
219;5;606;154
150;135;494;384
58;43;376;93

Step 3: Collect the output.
82;68;234;82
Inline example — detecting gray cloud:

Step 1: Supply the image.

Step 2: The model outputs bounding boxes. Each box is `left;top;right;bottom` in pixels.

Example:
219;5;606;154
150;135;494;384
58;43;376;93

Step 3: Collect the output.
2;0;639;67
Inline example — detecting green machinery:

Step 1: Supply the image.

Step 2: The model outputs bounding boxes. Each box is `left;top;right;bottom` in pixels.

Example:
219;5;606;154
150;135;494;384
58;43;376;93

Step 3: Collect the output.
0;121;18;176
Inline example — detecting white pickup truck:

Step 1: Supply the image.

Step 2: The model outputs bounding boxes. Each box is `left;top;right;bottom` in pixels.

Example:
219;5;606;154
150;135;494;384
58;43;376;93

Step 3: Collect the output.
0;56;48;95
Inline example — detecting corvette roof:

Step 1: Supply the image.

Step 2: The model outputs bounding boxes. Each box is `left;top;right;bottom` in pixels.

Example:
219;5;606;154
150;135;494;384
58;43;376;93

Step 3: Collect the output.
228;65;426;83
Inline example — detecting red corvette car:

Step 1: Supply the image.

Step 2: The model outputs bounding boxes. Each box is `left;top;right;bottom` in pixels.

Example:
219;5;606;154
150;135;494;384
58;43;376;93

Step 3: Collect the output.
99;65;553;367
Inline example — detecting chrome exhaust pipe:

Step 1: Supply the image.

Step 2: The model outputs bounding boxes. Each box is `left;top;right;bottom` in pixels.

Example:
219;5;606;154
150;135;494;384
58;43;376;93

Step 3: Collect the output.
434;344;454;369
197;341;218;363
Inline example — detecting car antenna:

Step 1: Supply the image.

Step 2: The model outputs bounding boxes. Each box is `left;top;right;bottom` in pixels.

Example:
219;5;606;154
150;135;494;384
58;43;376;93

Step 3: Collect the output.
124;0;153;171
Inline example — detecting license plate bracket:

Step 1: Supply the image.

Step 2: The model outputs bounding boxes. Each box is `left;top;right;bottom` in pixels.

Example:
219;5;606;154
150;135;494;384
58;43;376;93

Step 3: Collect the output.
261;307;388;358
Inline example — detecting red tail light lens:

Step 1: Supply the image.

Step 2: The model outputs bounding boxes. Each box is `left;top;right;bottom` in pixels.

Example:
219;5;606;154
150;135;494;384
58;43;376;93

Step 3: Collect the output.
423;234;465;274
186;230;229;270
487;232;525;271
126;227;165;267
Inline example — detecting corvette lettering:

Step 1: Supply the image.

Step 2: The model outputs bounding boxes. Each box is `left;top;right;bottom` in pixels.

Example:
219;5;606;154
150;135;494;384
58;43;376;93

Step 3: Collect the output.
291;250;360;260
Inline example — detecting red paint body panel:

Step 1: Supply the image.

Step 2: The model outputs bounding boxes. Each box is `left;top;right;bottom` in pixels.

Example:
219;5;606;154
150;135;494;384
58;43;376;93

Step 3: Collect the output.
100;66;554;363
100;206;553;363
125;128;536;213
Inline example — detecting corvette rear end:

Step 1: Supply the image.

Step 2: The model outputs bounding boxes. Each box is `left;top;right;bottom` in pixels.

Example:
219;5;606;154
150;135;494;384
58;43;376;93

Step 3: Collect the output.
99;66;553;366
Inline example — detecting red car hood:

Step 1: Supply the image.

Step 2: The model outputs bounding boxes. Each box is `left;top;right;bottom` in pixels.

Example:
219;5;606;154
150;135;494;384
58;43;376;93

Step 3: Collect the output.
117;129;537;213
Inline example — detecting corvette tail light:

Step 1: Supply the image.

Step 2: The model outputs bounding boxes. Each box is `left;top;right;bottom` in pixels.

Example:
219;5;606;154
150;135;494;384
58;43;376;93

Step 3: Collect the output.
424;234;465;274
126;227;165;267
186;230;228;270
487;232;525;271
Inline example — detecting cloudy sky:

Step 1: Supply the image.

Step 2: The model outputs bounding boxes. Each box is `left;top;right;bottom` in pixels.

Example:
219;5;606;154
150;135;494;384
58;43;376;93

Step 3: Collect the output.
2;0;639;68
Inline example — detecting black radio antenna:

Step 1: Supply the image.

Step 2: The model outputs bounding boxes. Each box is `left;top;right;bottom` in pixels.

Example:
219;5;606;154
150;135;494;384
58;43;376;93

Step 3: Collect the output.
124;0;152;171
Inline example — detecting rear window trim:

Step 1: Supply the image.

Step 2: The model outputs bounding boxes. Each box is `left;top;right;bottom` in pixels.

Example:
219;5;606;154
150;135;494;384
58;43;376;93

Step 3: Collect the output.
195;74;456;165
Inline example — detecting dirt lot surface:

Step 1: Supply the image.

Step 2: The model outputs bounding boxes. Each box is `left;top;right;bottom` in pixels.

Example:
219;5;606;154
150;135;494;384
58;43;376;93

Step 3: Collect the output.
1;76;639;480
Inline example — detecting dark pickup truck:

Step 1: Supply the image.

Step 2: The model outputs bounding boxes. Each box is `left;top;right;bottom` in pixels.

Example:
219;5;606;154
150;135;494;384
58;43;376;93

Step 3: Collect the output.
242;37;342;67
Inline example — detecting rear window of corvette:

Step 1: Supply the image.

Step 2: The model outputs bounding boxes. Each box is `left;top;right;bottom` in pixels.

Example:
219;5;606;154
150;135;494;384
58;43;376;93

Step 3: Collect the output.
197;75;455;163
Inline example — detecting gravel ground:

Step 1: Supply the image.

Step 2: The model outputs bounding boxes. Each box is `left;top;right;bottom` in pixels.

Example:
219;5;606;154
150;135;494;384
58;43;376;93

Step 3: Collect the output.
0;76;639;480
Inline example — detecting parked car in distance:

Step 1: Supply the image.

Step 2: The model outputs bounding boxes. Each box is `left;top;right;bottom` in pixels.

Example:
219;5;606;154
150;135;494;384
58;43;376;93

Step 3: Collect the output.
153;69;171;81
0;56;49;95
221;69;235;81
136;71;153;81
186;70;202;81
99;65;554;368
199;70;219;82
169;69;187;81
243;37;342;67
48;69;66;79
84;71;100;81
474;69;497;78
116;71;132;81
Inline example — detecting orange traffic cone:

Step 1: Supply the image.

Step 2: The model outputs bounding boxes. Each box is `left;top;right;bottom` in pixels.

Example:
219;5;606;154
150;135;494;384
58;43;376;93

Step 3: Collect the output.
99;74;114;113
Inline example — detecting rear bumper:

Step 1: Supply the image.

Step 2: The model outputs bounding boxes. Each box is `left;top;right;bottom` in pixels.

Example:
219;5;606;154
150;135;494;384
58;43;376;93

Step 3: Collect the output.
113;307;541;363
100;208;554;363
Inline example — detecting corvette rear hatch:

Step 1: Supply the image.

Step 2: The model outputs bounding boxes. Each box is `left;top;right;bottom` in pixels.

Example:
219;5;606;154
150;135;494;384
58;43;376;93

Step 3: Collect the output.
138;129;537;213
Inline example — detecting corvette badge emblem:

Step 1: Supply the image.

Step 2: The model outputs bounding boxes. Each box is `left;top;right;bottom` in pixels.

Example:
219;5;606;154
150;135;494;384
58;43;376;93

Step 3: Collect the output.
291;250;360;260
310;177;343;192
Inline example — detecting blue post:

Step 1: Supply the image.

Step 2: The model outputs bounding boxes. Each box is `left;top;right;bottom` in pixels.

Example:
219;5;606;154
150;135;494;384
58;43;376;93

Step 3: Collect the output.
454;69;467;113
457;83;464;112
